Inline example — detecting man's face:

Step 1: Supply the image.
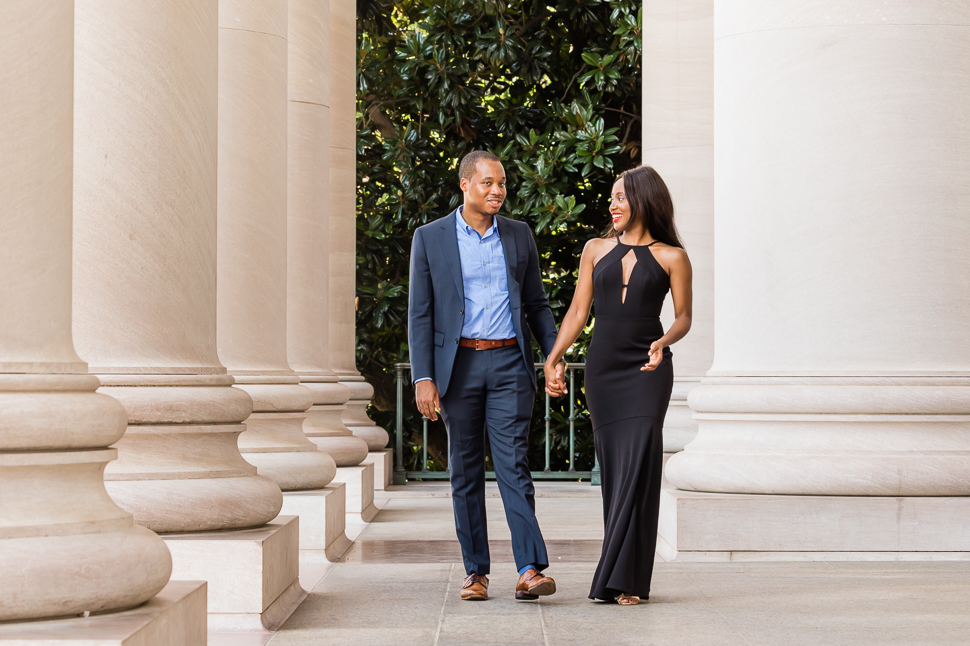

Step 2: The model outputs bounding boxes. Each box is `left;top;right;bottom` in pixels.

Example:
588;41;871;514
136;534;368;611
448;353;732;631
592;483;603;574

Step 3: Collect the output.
460;160;506;215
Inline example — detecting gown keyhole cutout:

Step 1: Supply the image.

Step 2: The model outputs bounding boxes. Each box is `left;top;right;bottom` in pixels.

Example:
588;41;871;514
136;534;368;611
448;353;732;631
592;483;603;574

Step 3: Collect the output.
620;249;638;304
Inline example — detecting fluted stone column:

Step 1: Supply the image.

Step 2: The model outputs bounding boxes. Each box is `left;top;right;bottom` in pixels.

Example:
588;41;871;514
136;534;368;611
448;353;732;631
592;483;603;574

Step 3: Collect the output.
218;0;336;491
0;2;172;621
286;0;368;471
643;0;714;453
662;1;970;554
74;0;282;532
280;0;353;558
330;0;388;453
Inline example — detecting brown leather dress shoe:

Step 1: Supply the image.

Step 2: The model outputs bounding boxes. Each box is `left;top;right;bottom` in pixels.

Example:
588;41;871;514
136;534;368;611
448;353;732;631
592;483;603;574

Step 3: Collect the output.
515;568;556;600
460;573;489;600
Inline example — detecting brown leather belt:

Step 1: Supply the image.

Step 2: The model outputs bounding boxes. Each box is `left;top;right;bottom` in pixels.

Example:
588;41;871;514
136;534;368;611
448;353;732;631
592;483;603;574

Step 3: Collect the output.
459;337;518;351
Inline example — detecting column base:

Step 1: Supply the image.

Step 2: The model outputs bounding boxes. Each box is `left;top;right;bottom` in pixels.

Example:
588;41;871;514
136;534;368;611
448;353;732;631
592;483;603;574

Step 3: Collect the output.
662;377;700;452
281;485;352;561
0;581;206;645
349;423;390;452
162;516;304;632
658;488;970;562
304;403;369;466
332;465;378;522
362;449;393;490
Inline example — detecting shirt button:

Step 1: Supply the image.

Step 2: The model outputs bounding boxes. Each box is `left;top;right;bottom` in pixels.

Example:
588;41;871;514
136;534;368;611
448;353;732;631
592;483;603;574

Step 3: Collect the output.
486;305;490;309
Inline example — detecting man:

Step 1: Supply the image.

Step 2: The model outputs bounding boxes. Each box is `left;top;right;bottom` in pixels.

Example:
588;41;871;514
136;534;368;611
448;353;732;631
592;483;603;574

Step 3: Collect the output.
408;150;565;601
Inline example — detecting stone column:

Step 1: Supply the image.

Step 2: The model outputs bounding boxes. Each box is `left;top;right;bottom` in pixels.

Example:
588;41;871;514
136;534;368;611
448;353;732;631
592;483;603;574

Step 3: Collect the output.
643;0;714;453
0;1;172;622
329;0;389;453
285;0;366;472
73;0;282;533
218;0;336;491
662;1;970;556
279;0;353;558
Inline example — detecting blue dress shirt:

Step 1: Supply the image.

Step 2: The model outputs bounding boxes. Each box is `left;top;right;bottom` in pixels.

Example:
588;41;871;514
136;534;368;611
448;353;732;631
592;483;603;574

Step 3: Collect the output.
414;208;517;386
455;207;516;340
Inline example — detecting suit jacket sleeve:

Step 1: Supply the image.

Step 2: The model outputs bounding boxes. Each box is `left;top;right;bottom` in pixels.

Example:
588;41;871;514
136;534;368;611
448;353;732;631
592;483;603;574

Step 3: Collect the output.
408;227;435;383
520;225;559;359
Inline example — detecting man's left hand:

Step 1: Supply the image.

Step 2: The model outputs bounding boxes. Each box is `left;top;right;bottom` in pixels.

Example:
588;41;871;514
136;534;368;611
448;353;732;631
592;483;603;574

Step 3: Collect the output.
544;359;568;397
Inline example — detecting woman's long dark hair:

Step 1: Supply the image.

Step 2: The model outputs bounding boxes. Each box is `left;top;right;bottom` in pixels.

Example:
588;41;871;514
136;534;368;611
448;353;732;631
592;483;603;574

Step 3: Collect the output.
605;166;684;248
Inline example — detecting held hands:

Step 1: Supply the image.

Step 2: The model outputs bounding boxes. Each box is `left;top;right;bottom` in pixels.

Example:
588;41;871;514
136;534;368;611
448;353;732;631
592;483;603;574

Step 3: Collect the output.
641;340;667;371
415;380;441;421
544;359;568;398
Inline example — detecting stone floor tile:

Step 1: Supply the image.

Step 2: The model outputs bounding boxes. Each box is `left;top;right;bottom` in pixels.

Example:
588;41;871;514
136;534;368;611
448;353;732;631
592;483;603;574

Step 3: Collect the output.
437;613;543;643
267;486;970;646
739;626;970;646
209;632;274;646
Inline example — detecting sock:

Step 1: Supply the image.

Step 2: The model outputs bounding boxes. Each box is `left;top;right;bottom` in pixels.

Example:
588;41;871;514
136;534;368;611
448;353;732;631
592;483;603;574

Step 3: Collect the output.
518;564;536;576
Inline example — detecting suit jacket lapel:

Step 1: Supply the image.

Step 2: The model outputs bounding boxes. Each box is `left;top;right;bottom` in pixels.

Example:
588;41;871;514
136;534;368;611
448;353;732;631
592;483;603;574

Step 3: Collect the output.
496;216;523;343
497;216;518;279
440;210;464;301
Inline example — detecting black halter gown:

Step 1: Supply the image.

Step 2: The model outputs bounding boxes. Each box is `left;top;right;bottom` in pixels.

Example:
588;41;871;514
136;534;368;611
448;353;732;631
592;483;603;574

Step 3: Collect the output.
586;240;673;601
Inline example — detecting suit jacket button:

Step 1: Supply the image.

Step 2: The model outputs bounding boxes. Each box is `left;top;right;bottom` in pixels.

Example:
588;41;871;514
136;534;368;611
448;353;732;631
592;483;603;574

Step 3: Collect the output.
460;309;464;315
454;338;459;344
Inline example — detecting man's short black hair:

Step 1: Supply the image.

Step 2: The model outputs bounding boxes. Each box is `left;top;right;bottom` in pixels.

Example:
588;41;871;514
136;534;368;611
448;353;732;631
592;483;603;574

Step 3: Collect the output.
459;150;502;182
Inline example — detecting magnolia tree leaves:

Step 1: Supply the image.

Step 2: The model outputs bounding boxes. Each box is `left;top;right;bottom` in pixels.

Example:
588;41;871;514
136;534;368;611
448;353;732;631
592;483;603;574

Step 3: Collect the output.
357;0;641;472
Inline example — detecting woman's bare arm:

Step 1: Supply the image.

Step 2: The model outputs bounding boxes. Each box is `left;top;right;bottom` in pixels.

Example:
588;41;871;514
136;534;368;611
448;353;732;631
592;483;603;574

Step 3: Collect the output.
543;239;603;395
642;247;693;371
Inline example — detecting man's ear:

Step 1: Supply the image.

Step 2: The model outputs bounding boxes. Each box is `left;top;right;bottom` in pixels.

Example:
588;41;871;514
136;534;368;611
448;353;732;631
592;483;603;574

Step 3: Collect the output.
459;177;468;193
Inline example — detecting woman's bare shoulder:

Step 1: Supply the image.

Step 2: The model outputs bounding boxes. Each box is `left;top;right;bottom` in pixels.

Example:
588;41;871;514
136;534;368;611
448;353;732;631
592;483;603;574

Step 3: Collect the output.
583;237;611;250
652;243;691;274
583;237;616;265
653;242;689;261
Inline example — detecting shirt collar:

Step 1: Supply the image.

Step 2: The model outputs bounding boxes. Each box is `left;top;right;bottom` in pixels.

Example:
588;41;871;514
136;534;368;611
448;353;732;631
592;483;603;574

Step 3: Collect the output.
457;205;498;237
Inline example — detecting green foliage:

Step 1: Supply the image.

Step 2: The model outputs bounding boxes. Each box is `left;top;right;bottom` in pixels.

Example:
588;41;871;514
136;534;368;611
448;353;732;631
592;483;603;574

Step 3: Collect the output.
356;0;641;474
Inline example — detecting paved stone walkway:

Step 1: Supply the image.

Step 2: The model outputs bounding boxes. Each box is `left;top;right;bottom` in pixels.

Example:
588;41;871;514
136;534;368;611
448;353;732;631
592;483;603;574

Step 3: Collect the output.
265;483;970;646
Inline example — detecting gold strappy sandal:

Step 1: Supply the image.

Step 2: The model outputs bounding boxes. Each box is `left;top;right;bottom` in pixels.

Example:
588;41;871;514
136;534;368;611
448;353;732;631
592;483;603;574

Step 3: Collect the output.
615;593;640;605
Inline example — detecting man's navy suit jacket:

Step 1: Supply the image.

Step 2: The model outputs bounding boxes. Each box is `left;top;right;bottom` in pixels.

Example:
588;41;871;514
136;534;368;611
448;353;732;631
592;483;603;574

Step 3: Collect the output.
408;209;559;398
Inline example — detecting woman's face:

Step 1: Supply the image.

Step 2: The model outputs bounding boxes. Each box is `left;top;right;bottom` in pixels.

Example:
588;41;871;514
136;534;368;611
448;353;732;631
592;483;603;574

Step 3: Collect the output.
610;178;632;232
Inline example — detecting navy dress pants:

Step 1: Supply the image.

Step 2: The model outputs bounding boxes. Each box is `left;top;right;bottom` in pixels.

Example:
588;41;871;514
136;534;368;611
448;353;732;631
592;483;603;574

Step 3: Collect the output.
439;345;548;576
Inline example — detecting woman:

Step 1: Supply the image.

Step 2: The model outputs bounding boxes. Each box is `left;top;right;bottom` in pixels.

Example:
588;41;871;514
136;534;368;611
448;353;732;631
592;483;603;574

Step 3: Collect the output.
543;166;692;605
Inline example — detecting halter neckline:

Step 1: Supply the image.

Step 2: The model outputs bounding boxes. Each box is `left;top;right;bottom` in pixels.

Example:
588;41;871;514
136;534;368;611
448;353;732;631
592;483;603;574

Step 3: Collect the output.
616;239;660;248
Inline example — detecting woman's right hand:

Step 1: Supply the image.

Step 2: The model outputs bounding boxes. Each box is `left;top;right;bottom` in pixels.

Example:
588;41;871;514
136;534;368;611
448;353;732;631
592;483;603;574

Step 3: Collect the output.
544;361;567;397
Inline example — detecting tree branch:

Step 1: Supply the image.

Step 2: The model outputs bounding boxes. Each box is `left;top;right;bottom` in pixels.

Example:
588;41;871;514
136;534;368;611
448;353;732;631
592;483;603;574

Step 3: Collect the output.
621;115;638;146
560;69;582;102
367;103;397;139
603;107;641;119
518;10;553;35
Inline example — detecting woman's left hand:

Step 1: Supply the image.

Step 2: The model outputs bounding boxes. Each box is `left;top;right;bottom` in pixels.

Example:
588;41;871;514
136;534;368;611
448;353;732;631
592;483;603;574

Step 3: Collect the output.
641;340;666;371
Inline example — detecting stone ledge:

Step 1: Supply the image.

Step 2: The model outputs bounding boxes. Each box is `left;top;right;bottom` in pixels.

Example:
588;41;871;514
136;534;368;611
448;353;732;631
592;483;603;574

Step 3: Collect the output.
0;581;206;645
362;449;393;491
332;465;378;522
163;516;304;631
659;488;970;561
281;484;351;561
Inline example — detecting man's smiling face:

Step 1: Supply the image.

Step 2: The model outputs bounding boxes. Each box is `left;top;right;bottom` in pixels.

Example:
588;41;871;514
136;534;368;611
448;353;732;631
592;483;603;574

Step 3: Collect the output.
461;159;506;215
